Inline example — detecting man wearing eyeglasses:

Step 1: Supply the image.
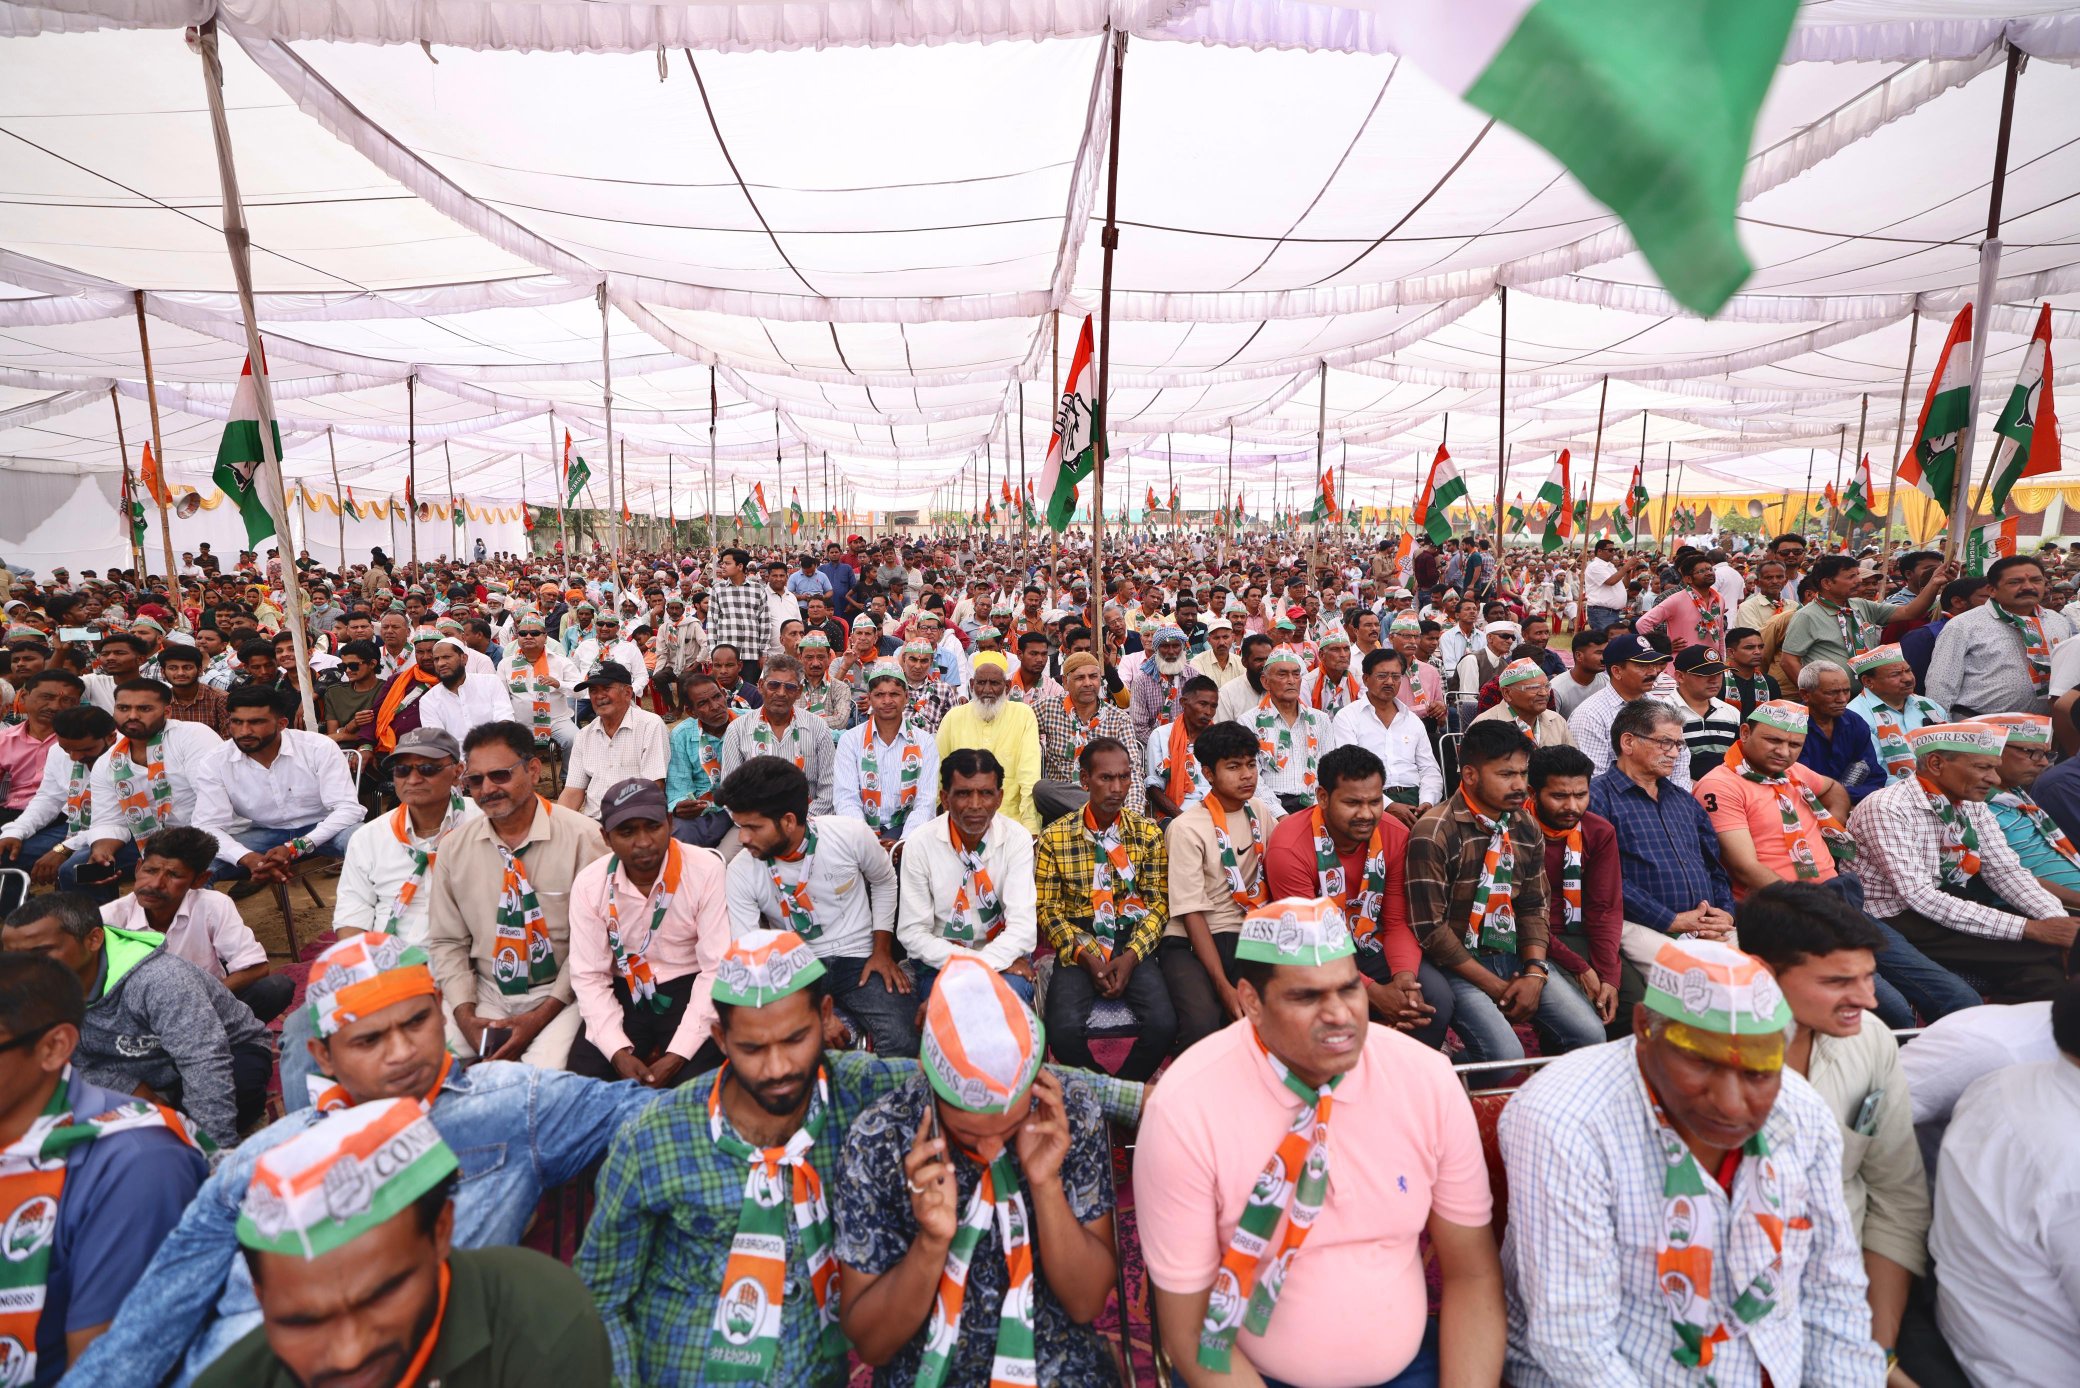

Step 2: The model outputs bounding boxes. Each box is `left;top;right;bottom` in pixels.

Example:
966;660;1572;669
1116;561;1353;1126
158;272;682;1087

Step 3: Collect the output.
557;661;669;821
719;653;836;815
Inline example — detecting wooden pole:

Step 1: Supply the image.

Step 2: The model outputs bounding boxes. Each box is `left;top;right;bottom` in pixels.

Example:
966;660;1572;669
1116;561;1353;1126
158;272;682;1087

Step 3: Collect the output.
1311;361;1327;574
708;368;718;559
327;427;345;565
1090;27;1127;640
1881;300;1922;559
1576;376;1608;625
1495;284;1509;545
131;293;178;586
407;373;419;572
109;385;144;579
1827;424;1847;550
550;409;571;589
444;441;460;561
1849;392;1869;549
1630;411;1647;554
1017;382;1029;551
1958;42;2026;549
600;285;624;588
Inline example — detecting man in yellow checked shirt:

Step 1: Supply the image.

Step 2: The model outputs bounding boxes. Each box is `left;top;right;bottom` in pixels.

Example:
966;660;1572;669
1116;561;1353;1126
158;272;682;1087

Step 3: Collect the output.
1498;935;1885;1388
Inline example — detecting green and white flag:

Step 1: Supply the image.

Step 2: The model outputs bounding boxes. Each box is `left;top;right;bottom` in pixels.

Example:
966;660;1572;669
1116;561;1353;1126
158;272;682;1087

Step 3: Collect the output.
565;454;592;508
1414;445;1466;545
1962;516;2018;577
1505;491;1526;534
1986;302;2061;516
740;482;770;529
1040;316;1101;532
1897;305;1973;514
1382;0;1796;316
1536;450;1573;553
212;353;283;546
1841;454;1876;524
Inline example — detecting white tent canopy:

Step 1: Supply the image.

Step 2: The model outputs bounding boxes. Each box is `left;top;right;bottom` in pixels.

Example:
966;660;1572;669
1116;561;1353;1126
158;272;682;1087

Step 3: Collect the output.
3;0;2079;557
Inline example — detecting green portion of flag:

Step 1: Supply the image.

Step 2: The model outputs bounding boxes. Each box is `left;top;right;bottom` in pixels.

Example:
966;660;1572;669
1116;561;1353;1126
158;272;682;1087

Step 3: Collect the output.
740;494;766;529
566;455;592;507
1421;472;1467;545
129;500;147;548
213;418;281;547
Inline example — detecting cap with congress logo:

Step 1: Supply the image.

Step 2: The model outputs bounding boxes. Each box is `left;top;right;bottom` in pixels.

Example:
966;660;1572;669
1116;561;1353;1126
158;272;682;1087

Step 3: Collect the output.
919;957;1044;1114
236;1100;458;1259
1235;897;1355;966
711;929;827;1008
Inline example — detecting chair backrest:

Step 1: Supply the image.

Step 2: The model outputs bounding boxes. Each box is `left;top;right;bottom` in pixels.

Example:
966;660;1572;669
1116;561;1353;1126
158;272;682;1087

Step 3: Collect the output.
342;746;364;785
1469;1091;1514;1245
0;869;27;920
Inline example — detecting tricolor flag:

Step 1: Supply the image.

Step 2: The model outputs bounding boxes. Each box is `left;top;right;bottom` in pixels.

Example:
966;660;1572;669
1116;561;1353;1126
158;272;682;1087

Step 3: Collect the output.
1394;529;1416;586
1536;450;1573;553
1987;302;2061;515
1613;460;1648;540
1040;316;1102;532
741;483;770;530
1380;0;1796;317
1822;481;1839;511
1146;485;1161;516
984;496;997;524
1897;304;1974;513
1022;480;1038;527
1841;454;1876;523
1310;471;1341;524
788;489;803;536
1001;479;1014;507
343;486;358;521
1963;515;2019;577
212;353;283;545
1413;445;1466;544
1168;484;1181;515
1505;491;1526;534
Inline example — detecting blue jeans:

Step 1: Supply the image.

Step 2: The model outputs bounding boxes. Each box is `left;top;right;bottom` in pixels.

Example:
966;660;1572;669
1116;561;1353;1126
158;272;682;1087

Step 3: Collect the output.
1357;946;1456;1051
821;951;923;1057
213;821;357;881
1821;874;1982;1026
1446;950;1607;1064
280;1002;322;1112
3;820;66;867
912;961;1036;1012
1587;604;1624;635
1178;1318;1440;1388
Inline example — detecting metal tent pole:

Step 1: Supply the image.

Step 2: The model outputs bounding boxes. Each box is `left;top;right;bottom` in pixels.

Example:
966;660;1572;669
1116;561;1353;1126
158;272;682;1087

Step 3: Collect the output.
1957;43;2027;546
1880;301;1922;560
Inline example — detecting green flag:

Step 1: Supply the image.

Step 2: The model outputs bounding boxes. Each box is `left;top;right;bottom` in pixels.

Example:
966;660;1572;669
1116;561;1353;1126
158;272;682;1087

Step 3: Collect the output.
566;455;592;507
1040;317;1101;532
1899;305;1974;514
212;354;282;546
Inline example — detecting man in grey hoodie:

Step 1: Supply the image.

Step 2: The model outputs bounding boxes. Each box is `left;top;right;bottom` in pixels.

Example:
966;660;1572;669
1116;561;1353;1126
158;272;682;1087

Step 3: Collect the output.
1;892;270;1146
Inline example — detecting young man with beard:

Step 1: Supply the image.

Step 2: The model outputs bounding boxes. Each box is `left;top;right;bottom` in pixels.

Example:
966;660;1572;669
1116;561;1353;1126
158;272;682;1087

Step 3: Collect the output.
154;642;229;735
834;665;940;851
1144;676;1219;821
417;636;514;747
69;676;221;892
189;686;365;882
934;652;1040;833
1525;746;1623;1028
1129;626;1193;743
0;703;112;889
100;826;287;1021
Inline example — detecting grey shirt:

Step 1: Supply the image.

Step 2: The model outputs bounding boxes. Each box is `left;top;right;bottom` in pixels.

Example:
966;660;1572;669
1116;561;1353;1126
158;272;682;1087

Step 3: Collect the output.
1926;601;2075;717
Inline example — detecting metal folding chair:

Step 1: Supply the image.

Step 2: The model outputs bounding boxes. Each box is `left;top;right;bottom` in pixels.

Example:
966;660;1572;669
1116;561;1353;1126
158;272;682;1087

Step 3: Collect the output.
0;869;28;920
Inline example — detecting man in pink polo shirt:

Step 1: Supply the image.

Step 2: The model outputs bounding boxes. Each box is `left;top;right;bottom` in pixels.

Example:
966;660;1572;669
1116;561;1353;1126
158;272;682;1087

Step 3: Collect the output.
1136;896;1503;1388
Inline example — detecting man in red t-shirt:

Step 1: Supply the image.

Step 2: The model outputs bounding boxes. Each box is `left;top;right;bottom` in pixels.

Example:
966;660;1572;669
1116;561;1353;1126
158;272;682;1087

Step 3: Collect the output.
1264;744;1454;1048
1526;744;1623;1028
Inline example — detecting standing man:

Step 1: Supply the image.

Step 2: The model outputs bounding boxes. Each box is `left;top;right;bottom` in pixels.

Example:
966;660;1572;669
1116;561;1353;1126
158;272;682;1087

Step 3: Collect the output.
709;548;773;687
1582;537;1641;634
1734;557;1794;633
1928;553;2072;717
558;661;670;819
720;655;836;814
1637;552;1729;653
1136;898;1503;1388
1848;643;1946;784
934;653;1042;833
1780;553;1946;689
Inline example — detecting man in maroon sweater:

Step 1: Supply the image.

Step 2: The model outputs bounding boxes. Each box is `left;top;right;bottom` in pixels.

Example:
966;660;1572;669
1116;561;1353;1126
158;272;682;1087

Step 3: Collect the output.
1526;744;1622;1029
1262;744;1455;1048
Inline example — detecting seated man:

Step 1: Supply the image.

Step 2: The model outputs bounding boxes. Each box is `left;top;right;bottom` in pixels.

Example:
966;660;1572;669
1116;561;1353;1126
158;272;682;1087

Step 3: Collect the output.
1525;745;1622;1028
1978;710;2080;904
1034;651;1143;822
199;1100;611;1387
427;721;606;1069
0;953;209;1383
1848;643;1946;784
1795;660;1886;805
1848;720;2080;1003
1137;897;1503;1388
722;755;914;1056
0;703;113;887
896;749;1038;1007
559;660;669;820
664;671;738;849
1698;701;1980;1029
835;959;1123;1387
1407;721;1606;1064
498;614;583;757
189;686;365;883
417;635;514;746
1034;736;1177;1081
1499;936;1886;1388
799;630;857;732
834;663;940;852
1330;646;1443;823
1245;648;1335;813
71;676;227;890
566;779;730;1086
1130;625;1194;741
720;653;836;814
1470;656;1573;747
1589;698;1738;973
1299;630;1362;718
1265;745;1454;1049
1899;994;2055;1178
936;652;1041;832
1;893;270;1148
1738;882;1930;1379
100;826;290;1023
1929;976;2080;1388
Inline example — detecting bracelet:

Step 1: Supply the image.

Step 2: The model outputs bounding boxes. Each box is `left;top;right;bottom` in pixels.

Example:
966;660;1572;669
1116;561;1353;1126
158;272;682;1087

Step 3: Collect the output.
287;836;315;860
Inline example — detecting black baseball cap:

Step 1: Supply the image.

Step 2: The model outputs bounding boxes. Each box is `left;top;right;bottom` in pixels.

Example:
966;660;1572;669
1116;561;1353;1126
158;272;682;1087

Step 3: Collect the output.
575;660;635;691
1602;634;1670;667
1672;646;1726;677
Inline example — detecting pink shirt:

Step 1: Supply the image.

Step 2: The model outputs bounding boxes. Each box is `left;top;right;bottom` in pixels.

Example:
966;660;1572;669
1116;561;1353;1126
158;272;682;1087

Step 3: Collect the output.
0;723;55;812
1695;760;1840;899
1636;587;1727;652
1396;659;1445;717
566;841;732;1062
1134;1020;1491;1385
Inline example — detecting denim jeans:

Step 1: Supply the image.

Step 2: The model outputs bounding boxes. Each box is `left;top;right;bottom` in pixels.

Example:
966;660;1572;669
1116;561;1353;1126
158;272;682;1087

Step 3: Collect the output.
1820;874;1982;1025
2;819;66;868
1178;1318;1440;1388
1445;950;1608;1064
1356;947;1457;1050
822;951;923;1057
1046;954;1176;1081
212;821;357;881
1587;604;1625;635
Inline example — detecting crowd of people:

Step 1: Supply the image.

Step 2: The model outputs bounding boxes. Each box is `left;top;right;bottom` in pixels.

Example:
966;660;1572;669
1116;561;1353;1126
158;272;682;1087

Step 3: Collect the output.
0;521;2075;1388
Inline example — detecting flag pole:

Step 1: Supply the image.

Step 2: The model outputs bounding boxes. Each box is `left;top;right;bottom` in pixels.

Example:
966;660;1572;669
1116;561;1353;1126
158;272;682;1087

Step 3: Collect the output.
1312;362;1327;576
1017;382;1029;551
665;450;675;560
1576;376;1608;632
328;428;345;565
1630;412;1647;556
407;373;419;573
1660;436;1675;544
600;285;625;592
131;294;179;588
1827;424;1846;550
193;19;317;734
1089;26;1128;642
1849;392;1869;550
707;367;718;561
1880;299;1921;562
109;385;145;580
1958;43;2026;546
1495;284;1509;549
1799;446;1817;538
550;409;571;590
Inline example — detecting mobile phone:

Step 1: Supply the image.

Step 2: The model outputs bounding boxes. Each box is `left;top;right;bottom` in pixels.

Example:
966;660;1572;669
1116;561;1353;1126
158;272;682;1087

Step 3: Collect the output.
480;1026;512;1059
71;859;120;886
59;627;96;643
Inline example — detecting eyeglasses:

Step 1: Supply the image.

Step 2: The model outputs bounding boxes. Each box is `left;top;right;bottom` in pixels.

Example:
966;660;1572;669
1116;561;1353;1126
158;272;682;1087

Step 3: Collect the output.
1630;733;1686;754
461;762;527;790
391;761;455;781
763;681;802;694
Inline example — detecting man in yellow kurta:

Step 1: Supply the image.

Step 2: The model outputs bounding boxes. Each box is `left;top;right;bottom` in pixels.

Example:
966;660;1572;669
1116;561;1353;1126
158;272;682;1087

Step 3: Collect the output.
936;652;1042;832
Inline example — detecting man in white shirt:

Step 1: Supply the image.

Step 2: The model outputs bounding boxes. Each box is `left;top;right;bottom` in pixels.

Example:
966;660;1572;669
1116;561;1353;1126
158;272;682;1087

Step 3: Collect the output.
1582;538;1642;634
73;677;224;890
833;665;940;847
1930;979;2080;1388
1188;617;1244;688
896;747;1040;1006
497;615;583;756
417;638;514;747
100;823;286;1020
0;703;113;887
188;685;366;881
570;613;648;699
1331;647;1442;824
1246;648;1337;812
719;754;913;1055
557;661;669;819
1900;998;2054;1177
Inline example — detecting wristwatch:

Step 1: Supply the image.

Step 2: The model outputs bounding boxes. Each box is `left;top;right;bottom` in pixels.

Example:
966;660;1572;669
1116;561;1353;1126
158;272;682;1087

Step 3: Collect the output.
1522;959;1550;978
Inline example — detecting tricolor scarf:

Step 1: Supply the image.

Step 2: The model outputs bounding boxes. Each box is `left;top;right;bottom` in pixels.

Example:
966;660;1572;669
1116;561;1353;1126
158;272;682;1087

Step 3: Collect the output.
109;731;173;834
311;1051;454;1116
1692;588;1726;651
605;842;682;1014
1157;720;1210;810
751;714;807;770
1461;791;1517;953
492;804;560;996
1991;787;2080;866
379;791;470;936
1150;668;1188;726
1206;799;1268;913
704;1066;843;1380
1084;807;1146;961
1724;744;1856;876
1061;695;1104;760
1308;670;1360;715
858;723;924;837
1310;806;1385;950
1197;1036;1337;1372
0;1074;206;1384
1991;605;2053;694
1863;699;1935;781
1918;775;1982;890
766;828;820;939
691;723;726;794
1646;1084;1806;1372
1815;598;1873;659
507;654;556;744
1529;811;1581;930
61;759;90;836
1252;697;1319;803
944;823;1005;945
917;1144;1035;1388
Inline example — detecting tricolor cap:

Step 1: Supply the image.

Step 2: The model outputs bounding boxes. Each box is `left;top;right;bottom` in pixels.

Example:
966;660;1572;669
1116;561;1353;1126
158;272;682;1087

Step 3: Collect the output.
1236;897;1355;966
1978;711;2053;747
1747;699;1809;734
1261;648;1305;672
712;929;827;1008
408;626;442;644
515;614;546;633
798;632;831;652
1848;644;1907;677
1498;657;1545;687
974;625;1002;643
920;957;1044;1115
1318;631;1351;650
237;1100;458;1260
436;617;463;633
865;660;910;689
900;639;937;659
303;934;439;1039
1907;721;2009;759
1388;615;1422;636
1642;937;1790;1037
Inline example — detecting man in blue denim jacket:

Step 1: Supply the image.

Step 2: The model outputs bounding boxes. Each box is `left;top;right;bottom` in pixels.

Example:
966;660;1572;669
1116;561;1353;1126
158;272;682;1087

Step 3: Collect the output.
62;934;659;1387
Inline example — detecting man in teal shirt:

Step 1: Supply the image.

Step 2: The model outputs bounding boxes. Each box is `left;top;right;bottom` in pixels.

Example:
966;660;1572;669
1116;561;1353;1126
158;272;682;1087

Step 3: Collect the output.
1980;712;2080;901
1848;643;1946;784
665;672;735;847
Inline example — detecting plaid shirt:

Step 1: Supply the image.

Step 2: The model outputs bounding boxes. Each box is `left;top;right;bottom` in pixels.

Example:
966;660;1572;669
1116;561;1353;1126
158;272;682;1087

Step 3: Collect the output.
1035;807;1168;964
575;1054;1144;1388
1406;795;1550;968
707;577;773;661
1846;777;2056;940
1034;695;1145;813
903;676;963;735
166;684;229;736
1586;764;1733;932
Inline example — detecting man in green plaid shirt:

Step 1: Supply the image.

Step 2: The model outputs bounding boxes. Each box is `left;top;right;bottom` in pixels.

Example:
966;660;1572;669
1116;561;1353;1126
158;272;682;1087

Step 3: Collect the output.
575;929;1145;1387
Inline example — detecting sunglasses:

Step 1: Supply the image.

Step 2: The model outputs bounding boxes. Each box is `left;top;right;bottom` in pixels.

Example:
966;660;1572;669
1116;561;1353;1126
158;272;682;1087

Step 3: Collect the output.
763;681;802;694
461;762;527;790
391;761;456;781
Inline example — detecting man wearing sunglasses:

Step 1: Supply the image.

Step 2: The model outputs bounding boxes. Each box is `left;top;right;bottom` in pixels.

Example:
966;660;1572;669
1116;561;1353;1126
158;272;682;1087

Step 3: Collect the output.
719;652;835;814
319;638;382;753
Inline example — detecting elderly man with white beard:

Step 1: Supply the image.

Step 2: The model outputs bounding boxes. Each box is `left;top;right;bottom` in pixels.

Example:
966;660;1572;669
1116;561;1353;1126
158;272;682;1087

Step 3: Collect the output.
1130;626;1194;743
936;652;1041;832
